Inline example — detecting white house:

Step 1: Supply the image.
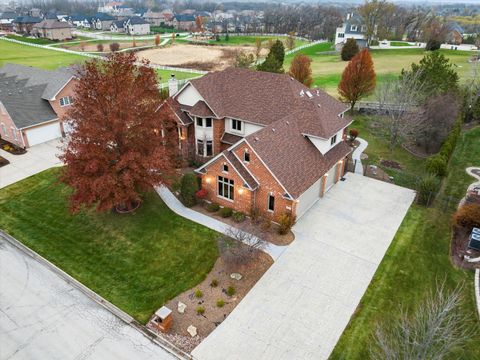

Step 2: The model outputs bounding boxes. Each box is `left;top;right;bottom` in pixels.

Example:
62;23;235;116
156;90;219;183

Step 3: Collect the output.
125;16;150;35
335;13;368;50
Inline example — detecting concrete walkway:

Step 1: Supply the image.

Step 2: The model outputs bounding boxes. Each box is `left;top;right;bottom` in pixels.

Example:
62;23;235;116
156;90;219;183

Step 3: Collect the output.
155;185;287;261
352;137;368;174
192;174;415;360
0;139;62;189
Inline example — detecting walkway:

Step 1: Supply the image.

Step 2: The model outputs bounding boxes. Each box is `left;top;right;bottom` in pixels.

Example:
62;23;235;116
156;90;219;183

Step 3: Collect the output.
0;233;180;360
155;185;287;261
352;137;368;174
192;173;415;360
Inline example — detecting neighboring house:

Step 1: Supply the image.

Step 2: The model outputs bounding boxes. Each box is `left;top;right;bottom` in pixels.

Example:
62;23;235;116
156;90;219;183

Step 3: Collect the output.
67;13;90;28
98;1;123;14
125;16;149;35
161;68;352;221
90;12;115;30
445;22;464;45
335;13;368;50
0;64;76;148
173;14;195;31
12;16;41;34
110;19;125;32
0;11;17;31
32;19;72;40
143;10;166;26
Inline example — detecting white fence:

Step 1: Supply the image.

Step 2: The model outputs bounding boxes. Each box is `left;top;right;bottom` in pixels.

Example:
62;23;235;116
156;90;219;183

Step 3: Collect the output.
285;40;327;55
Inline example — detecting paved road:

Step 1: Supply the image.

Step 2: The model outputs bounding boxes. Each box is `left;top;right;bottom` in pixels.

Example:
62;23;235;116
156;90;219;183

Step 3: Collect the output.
192;173;415;360
0;139;61;189
0;236;178;360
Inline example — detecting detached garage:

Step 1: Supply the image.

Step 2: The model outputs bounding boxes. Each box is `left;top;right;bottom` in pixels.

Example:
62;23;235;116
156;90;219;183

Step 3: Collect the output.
24;121;62;147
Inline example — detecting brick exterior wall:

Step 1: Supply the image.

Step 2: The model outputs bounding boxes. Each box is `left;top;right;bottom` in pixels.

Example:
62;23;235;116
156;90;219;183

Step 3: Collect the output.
212;118;225;157
0;105;24;148
49;78;77;136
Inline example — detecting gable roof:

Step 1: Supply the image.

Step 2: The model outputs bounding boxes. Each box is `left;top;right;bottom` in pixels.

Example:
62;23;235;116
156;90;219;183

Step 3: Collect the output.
112;20;124;28
186;67;349;138
126;16;148;25
188;100;215;118
162;97;192;126
13;15;41;24
175;14;195;22
33;19;71;29
0;64;74;129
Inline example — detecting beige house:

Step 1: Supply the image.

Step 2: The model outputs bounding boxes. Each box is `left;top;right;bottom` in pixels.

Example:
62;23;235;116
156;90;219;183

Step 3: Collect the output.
32;19;72;40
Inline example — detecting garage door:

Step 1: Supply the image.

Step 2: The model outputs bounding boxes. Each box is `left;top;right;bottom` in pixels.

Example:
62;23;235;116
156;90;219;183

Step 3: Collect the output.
325;164;337;192
296;178;322;219
26;122;62;146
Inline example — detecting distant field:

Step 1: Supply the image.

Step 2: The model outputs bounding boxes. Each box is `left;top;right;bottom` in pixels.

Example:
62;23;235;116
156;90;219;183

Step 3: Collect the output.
207;35;308;48
286;43;475;95
0;39;85;69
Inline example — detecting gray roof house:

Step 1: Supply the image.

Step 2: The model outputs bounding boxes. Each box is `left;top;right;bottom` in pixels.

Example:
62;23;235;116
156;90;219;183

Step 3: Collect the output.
334;13;368;49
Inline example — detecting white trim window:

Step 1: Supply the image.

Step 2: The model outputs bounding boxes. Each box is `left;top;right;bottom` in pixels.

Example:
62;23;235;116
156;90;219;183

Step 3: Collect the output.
206;140;213;156
338;33;345;38
197;139;204;156
361;25;366;32
196;117;212;128
59;96;72;107
268;194;275;212
218;176;234;201
243;150;250;163
1;123;7;137
11;127;18;141
350;25;358;32
231;119;242;132
197;139;213;156
330;134;337;146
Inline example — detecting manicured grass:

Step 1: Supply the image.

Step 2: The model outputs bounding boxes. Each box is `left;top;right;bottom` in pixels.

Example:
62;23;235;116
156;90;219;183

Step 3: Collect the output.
0;39;85;69
6;34;90;45
286;43;474;95
151;26;185;34
208;35;308;48
330;126;480;360
0;168;219;323
156;69;202;82
390;41;412;47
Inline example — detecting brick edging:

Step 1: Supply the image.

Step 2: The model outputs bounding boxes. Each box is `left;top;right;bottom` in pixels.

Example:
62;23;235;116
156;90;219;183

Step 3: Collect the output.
0;230;191;360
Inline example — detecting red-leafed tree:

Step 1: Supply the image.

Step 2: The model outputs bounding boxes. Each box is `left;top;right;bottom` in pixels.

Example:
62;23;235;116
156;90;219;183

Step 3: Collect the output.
288;54;313;87
338;49;376;110
60;52;177;213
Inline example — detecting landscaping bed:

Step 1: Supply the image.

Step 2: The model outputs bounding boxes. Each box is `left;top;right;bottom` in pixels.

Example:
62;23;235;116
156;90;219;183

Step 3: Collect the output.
0;138;26;155
451;226;480;270
151;250;273;353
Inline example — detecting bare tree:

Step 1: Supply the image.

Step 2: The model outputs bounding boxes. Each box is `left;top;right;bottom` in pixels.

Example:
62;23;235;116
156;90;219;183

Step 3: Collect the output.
371;283;474;360
376;71;425;149
217;226;265;267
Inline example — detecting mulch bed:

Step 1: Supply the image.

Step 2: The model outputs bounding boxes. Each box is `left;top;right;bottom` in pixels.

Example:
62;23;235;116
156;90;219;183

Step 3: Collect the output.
0;138;26;155
451;226;480;270
0;156;9;167
149;251;273;353
380;160;402;170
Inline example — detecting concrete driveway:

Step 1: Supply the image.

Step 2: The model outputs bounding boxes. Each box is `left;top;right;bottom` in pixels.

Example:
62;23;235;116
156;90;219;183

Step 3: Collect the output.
0;235;179;360
192;173;415;360
0;139;62;189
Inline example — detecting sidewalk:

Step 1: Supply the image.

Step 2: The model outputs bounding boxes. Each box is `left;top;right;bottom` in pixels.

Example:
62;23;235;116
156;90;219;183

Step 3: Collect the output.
351;137;368;175
155;185;287;261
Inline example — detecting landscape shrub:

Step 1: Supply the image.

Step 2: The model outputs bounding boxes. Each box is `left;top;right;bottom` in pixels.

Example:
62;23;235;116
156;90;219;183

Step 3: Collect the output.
195;289;203;298
96;43;104;52
416;174;441;206
196;306;205;315
341;38;359;61
180;173;198;207
232;211;246;223
425;39;441;51
195;188;208;200
219;207;233;218
260;217;272;231
250;206;261;222
210;279;218;287
226;286;236;296
278;213;296;235
370;40;379;46
216;299;225;308
349;128;359;141
109;42;120;52
426;155;447;177
452;204;480;230
206;202;220;212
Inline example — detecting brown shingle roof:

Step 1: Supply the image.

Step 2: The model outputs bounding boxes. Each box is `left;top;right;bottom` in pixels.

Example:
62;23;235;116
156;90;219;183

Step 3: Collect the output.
188;67;350;138
188;100;215;118
245;117;351;198
223;150;258;190
221;132;243;145
163;97;192;125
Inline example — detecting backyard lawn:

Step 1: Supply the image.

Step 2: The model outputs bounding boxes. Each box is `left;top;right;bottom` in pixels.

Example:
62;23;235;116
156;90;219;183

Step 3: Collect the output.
330;126;480;360
0;168;219;324
207;34;308;48
286;43;474;95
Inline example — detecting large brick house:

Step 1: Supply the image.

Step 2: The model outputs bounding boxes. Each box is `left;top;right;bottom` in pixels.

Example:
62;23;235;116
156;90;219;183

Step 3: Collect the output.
162;68;352;221
0;64;76;148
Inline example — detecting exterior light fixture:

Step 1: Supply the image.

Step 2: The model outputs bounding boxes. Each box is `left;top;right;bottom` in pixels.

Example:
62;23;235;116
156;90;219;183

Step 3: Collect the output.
238;187;244;195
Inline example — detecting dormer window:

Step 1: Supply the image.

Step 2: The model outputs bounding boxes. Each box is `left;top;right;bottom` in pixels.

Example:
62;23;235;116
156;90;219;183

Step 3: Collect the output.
232;119;242;132
331;134;337;146
350;25;357;32
244;150;250;163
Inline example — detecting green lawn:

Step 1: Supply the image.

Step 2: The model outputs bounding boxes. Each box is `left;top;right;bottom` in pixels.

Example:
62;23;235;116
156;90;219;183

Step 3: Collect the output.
151;26;185;34
286;43;474;95
330;126;480;360
156;68;201;82
390;41;412;47
0;168;219;323
6;34;90;45
208;35;308;48
0;39;85;69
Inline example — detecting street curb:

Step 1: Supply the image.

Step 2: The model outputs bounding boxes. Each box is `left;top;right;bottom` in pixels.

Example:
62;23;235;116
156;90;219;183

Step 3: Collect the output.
0;230;190;360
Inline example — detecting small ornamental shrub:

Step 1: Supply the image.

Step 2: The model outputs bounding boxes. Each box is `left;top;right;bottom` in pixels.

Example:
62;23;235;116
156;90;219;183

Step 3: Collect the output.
96;43;104;52
195;188;208;200
226;286;236;296
453;204;480;230
210;279;218;287
250;207;261;222
206;202;220;212
194;289;203;298
109;42;120;52
196;306;205;315
341;38;359;61
219;207;233;218
260;217;272;231
425;39;441;51
426;155;447;177
216;299;225;308
180;173;198;207
232;211;246;223
278;213;296;235
349;128;359;141
416;174;440;206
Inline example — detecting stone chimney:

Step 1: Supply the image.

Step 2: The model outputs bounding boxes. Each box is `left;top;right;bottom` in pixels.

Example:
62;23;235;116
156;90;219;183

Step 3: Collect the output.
168;74;179;97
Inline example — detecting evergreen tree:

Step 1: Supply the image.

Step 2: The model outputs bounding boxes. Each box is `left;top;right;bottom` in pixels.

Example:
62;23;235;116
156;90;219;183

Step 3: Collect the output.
341;38;360;61
270;39;285;65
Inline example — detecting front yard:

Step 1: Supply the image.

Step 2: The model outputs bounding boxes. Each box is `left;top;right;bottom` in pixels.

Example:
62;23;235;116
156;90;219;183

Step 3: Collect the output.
0;168;219;324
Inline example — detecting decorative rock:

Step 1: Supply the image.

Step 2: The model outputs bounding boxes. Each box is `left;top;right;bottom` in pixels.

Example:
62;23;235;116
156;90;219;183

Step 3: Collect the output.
230;273;242;281
178;302;187;314
187;325;197;337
